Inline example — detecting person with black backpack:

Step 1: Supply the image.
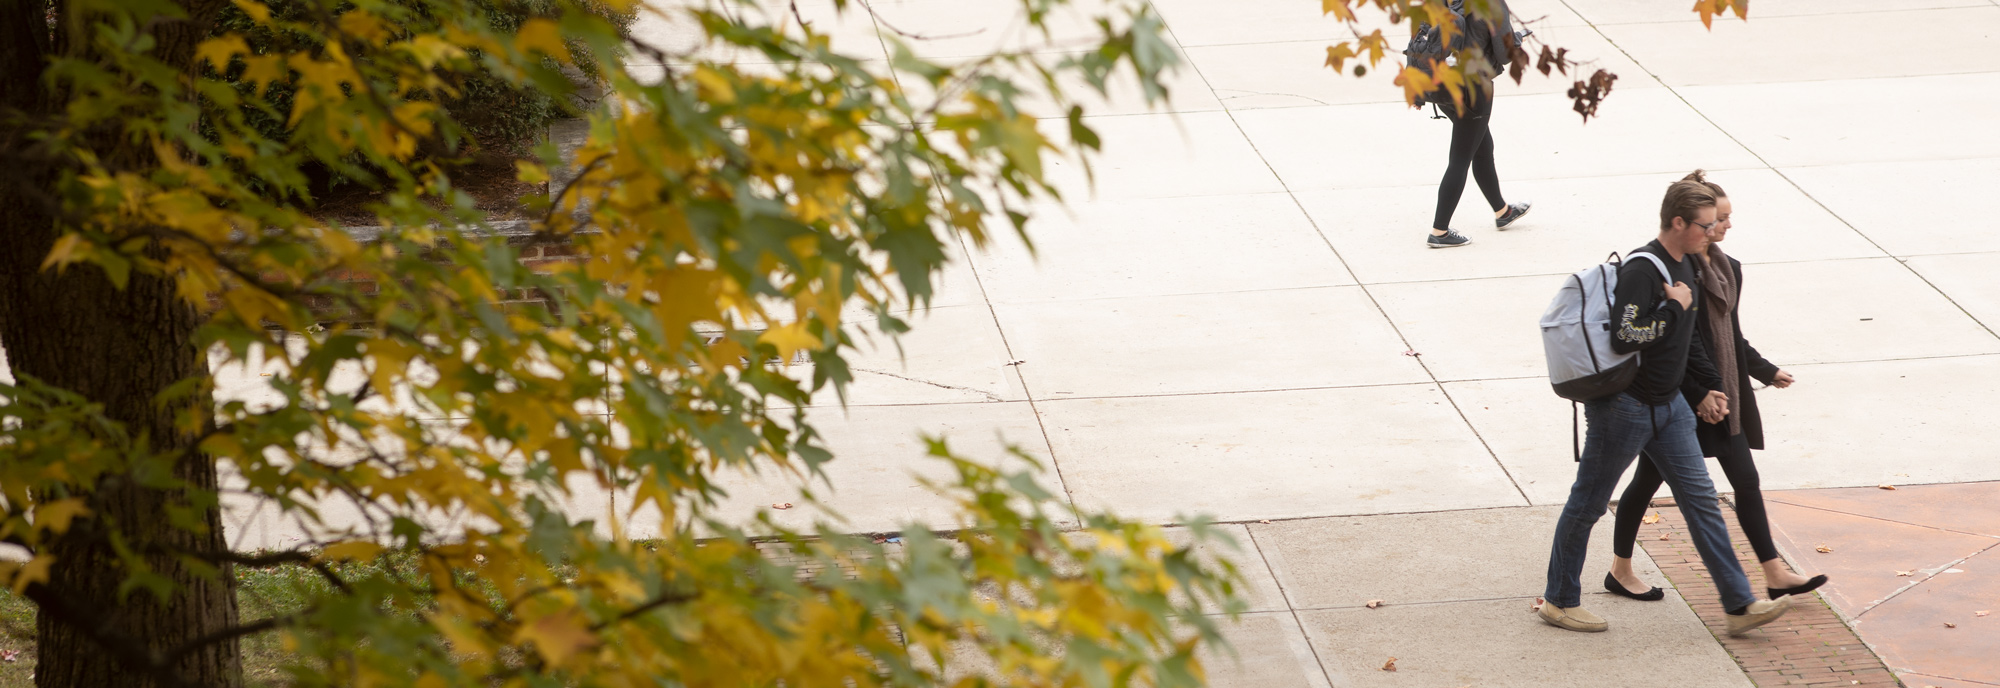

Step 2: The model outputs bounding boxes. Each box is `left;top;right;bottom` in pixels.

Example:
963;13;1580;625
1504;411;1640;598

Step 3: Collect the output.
1405;0;1533;248
1537;178;1790;636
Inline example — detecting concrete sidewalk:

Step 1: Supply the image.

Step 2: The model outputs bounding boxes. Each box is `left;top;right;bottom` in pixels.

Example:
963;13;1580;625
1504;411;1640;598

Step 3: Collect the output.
1171;506;1749;688
2;0;1983;685
655;0;2000;685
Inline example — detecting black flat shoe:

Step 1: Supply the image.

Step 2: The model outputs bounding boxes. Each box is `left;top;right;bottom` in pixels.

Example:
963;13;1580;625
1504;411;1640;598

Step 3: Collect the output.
1604;572;1665;601
1768;574;1828;599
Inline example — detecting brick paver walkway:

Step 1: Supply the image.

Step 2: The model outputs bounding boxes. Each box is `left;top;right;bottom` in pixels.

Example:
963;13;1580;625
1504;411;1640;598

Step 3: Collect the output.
1638;498;1900;687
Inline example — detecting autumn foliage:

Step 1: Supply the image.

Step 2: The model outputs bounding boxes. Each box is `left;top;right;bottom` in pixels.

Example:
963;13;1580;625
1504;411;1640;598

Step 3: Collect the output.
0;0;1749;686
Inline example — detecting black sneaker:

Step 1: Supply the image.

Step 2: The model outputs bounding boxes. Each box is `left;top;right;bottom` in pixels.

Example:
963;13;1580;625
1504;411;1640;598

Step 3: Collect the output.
1427;229;1471;248
1496;201;1532;229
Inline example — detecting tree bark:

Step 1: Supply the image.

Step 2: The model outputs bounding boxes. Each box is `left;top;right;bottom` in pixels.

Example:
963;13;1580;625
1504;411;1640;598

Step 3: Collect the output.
0;1;244;687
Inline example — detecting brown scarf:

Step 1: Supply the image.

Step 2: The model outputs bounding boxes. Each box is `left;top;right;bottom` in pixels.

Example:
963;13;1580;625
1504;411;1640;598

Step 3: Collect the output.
1698;245;1741;435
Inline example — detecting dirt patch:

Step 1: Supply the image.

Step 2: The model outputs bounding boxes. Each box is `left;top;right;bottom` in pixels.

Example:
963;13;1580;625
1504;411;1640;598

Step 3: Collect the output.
308;137;547;226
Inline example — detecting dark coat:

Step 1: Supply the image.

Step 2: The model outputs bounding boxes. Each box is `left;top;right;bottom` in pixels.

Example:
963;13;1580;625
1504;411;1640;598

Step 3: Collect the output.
1679;256;1782;456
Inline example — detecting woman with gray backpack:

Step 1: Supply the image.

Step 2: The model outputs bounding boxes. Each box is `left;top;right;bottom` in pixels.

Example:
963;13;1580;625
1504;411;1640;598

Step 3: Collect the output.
1405;0;1533;248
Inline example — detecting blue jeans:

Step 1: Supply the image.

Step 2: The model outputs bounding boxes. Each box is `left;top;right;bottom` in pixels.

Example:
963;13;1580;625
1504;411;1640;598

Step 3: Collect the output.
1544;393;1754;610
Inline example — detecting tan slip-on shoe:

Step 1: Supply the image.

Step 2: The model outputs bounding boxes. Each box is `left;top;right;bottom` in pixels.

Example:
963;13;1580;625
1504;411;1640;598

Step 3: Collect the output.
1725;597;1791;636
1538;602;1609;633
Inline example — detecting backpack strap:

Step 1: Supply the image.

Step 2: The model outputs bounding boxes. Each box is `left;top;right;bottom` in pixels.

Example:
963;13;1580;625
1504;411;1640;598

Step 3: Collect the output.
1572;400;1581;462
1624;250;1674;285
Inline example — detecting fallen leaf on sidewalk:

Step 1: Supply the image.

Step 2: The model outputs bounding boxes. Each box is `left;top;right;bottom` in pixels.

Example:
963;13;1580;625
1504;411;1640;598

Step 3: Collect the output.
1878;484;1897;490
1976;611;1990;617
1531;597;1545;612
1944;622;1957;629
1896;570;1915;577
1257;519;1271;524
1642;512;1662;524
1816;545;1834;553
1658;532;1670;541
1402;350;1421;357
1365;599;1384;609
771;502;793;510
1380;657;1398;672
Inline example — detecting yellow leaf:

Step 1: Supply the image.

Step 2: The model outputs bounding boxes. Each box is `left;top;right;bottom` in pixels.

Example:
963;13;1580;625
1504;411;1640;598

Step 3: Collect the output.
514;609;596;667
1393;65;1436;106
1356;30;1387;66
757;322;819;361
515;18;571;64
692;67;736;105
338;11;390;45
197;35;250;71
319;540;385;562
40;233;90;271
516;161;550;185
1321;0;1356;22
1324;43;1357;73
233;0;272;24
4;555;55;595
33;499;91;534
405;34;467;69
240;54;287;97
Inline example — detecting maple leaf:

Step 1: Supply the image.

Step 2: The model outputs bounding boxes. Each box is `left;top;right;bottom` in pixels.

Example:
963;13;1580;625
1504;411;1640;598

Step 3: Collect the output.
1643;512;1662;525
1816;545;1834;553
1325;44;1359;74
1896;570;1914;577
1878;484;1897;490
1393;65;1437;107
1381;657;1398;672
514;609;597;667
1321;0;1357;22
1365;599;1385;609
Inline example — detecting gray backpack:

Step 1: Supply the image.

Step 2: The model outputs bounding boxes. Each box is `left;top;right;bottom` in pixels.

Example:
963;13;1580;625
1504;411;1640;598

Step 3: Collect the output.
1540;251;1673;456
1541;251;1672;401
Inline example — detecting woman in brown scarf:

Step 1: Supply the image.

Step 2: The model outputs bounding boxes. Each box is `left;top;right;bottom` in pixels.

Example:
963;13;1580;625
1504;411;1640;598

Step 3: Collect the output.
1601;170;1827;602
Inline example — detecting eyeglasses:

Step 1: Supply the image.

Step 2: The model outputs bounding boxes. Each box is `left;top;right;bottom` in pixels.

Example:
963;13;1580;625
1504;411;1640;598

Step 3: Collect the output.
1690;219;1717;232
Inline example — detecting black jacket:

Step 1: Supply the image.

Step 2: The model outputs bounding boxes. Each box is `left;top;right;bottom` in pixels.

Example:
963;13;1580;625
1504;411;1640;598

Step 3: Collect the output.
1677;255;1782;455
1610;241;1718;406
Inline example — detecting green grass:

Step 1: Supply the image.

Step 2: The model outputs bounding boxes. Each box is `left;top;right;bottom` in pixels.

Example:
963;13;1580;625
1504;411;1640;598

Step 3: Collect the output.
0;553;429;688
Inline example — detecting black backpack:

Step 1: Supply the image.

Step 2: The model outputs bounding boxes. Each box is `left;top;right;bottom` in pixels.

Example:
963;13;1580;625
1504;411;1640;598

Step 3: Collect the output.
1403;0;1470;83
1403;0;1520;107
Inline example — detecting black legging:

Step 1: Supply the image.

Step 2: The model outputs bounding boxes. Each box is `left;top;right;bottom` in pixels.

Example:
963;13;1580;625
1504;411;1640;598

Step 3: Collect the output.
1432;93;1506;231
1612;433;1778;562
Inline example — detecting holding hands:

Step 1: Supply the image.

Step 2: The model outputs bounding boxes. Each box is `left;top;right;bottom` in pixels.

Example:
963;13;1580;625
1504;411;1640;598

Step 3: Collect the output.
1697;390;1729;424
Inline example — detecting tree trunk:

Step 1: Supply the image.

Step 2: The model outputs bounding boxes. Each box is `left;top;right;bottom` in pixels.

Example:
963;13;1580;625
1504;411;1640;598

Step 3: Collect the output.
0;1;243;687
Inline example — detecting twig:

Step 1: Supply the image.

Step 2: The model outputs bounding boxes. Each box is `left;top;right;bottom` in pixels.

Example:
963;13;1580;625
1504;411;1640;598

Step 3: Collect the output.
587;589;700;631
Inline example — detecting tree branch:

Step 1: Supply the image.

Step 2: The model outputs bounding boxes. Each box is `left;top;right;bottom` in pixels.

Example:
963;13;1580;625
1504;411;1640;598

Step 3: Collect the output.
588;588;700;632
164;609;309;664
